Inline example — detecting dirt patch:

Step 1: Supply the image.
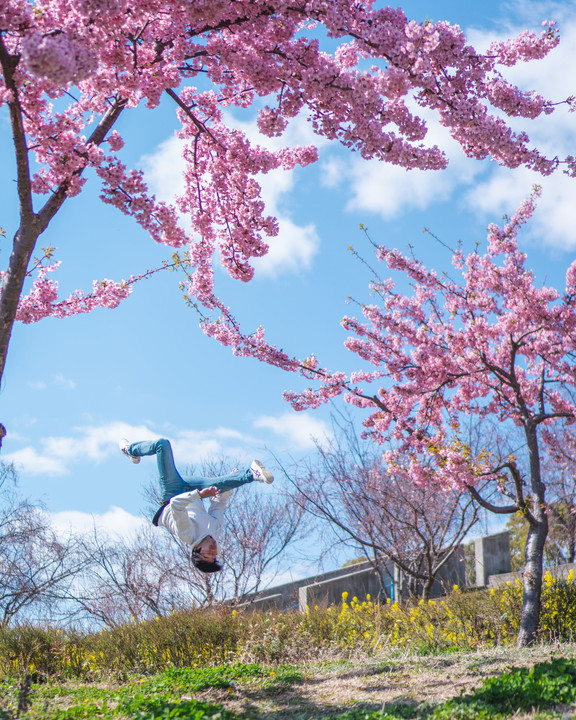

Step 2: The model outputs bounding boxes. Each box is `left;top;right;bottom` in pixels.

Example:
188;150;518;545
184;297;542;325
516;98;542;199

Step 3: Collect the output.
192;645;575;719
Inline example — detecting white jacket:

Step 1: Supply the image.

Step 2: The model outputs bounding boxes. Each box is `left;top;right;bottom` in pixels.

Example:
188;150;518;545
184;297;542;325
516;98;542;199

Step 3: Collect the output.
157;489;231;547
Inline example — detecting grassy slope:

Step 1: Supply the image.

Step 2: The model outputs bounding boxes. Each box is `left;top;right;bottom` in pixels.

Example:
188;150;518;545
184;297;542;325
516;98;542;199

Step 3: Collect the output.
2;646;576;720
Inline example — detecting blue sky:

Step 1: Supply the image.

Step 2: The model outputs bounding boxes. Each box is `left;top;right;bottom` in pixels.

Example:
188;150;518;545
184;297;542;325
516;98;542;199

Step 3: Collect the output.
2;0;576;578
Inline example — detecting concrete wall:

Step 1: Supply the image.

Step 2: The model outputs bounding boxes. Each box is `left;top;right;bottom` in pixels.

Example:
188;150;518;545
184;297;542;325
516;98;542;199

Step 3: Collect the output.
234;531;511;612
235;549;466;613
234;560;383;612
298;564;384;611
488;561;576;587
475;531;511;587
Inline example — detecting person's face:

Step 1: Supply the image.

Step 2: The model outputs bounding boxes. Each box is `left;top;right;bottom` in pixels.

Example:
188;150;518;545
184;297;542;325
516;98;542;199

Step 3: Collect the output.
195;535;218;562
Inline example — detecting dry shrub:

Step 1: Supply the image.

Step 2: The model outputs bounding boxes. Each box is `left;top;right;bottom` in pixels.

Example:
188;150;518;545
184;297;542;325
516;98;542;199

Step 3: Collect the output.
3;576;576;678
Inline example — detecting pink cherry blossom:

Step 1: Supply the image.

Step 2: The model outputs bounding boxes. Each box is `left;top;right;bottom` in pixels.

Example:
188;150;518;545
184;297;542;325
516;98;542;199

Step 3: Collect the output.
21;31;98;84
0;0;572;399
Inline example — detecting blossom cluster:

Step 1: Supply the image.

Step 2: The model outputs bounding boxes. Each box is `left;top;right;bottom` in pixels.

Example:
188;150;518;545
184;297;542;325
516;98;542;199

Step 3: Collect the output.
0;0;567;331
11;263;132;323
21;30;97;84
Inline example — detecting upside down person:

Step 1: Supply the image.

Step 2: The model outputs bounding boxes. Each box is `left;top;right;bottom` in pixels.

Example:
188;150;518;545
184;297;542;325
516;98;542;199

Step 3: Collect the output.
119;437;274;573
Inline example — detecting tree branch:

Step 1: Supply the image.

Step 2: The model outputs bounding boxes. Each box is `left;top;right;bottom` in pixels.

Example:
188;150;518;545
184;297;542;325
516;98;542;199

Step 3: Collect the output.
465;482;518;514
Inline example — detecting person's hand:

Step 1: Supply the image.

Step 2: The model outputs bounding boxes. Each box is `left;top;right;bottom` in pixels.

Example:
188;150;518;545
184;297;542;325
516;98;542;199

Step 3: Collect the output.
198;486;220;498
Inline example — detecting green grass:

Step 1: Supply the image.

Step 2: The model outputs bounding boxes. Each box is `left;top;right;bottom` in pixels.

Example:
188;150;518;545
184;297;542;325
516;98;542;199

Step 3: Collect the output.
2;657;576;720
0;662;303;720
136;662;303;693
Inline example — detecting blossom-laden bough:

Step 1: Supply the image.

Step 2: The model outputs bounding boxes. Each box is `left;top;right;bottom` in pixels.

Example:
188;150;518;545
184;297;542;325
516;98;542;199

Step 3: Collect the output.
0;0;567;391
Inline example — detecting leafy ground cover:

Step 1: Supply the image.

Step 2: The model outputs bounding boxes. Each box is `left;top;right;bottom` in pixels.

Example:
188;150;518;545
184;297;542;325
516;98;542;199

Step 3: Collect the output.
2;647;576;720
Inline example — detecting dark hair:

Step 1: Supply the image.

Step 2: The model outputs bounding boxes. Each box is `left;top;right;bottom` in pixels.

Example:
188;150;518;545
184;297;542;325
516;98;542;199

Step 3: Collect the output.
191;551;223;574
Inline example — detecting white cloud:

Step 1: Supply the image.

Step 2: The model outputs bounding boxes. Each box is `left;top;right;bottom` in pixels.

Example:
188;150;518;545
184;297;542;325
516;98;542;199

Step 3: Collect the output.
465;167;576;251
3;446;69;476
4;421;266;477
141;112;321;279
228;112;322;277
253;214;319;277
3;422;157;476
141;134;186;204
54;374;76;390
320;114;481;221
49;506;147;541
75;422;157;461
171;426;257;465
254;411;331;449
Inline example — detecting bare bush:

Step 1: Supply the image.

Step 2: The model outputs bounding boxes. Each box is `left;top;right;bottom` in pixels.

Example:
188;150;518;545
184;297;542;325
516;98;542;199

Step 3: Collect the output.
294;415;479;599
0;462;85;627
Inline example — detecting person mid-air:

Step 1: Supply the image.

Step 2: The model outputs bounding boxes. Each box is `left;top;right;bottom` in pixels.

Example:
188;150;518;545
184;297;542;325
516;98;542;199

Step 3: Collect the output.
119;437;273;573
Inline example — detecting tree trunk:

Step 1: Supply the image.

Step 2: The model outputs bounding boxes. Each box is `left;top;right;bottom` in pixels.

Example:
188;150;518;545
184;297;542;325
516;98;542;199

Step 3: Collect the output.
568;517;576;564
516;515;548;646
516;423;548;647
421;576;433;601
0;226;41;382
0;36;38;388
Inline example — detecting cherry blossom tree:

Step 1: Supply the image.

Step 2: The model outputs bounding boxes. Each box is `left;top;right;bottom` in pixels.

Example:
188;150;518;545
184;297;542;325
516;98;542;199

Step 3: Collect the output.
0;0;568;434
234;188;576;646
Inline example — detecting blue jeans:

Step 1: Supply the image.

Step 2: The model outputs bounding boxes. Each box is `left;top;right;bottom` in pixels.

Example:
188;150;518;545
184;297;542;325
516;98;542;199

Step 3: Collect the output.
127;438;254;503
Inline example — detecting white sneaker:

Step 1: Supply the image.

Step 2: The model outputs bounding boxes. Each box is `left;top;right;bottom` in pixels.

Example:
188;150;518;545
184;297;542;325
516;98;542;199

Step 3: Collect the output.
119;438;140;464
250;460;274;484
